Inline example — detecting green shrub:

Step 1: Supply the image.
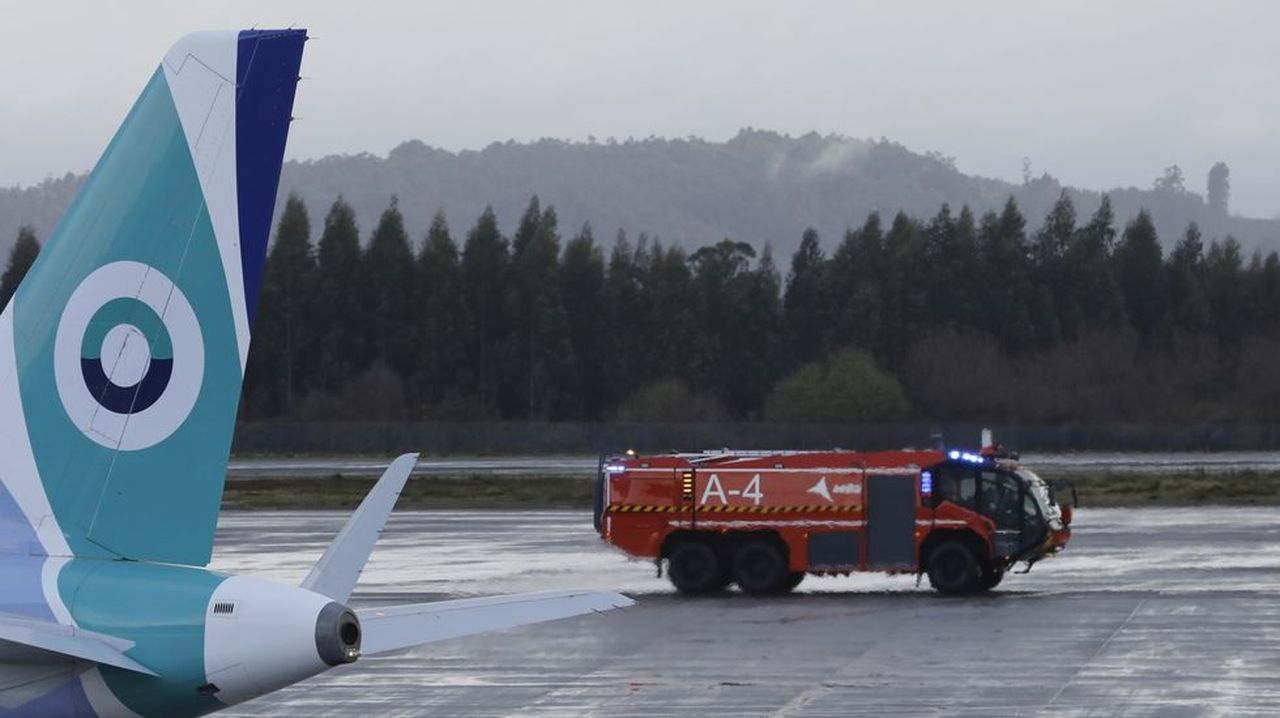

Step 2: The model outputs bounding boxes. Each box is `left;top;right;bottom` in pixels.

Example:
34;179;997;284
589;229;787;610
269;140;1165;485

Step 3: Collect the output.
614;378;726;422
766;349;909;422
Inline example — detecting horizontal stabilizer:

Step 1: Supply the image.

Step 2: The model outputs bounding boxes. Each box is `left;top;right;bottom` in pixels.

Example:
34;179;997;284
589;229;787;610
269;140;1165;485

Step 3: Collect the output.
0;611;156;676
356;590;634;656
0;662;84;710
302;453;418;603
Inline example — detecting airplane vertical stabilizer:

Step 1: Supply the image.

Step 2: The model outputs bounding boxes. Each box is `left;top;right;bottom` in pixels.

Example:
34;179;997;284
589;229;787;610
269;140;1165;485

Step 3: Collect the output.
0;30;306;566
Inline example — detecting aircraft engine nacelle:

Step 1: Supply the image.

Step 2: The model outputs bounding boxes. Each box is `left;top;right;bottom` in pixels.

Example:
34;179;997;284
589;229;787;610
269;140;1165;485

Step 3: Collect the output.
202;575;361;707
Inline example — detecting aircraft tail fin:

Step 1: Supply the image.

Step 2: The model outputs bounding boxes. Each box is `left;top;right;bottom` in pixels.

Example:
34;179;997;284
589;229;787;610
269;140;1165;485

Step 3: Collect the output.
302;454;419;603
0;30;305;565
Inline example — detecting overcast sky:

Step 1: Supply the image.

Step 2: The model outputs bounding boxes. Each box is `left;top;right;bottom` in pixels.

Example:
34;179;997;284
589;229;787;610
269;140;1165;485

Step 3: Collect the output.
1;1;1276;217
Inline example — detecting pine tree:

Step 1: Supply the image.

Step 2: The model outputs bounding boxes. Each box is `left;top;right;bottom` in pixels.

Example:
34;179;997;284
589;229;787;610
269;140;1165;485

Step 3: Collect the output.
507;203;575;418
0;226;40;311
363;198;417;404
1204;236;1245;344
977;198;1036;352
643;241;697;383
879;212;927;370
1167;223;1211;334
783;227;828;367
1114;210;1166;337
461;206;511;413
743;244;784;414
689;239;755;414
827;213;885;358
950;206;982;326
512;195;541;257
1035;192;1076;264
604;231;645;399
313;197;366;393
689;238;781;416
413;211;471;413
244;195;316;416
560;224;609;418
1032;192;1078;342
1066;195;1125;331
1247;252;1280;330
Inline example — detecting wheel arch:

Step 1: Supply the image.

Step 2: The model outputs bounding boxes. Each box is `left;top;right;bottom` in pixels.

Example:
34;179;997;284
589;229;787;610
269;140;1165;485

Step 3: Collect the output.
919;528;990;571
661;529;790;563
660;529;717;559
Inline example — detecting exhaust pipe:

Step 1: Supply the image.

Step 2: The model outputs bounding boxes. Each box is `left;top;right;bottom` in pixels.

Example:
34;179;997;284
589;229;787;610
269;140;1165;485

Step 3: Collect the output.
315;601;361;666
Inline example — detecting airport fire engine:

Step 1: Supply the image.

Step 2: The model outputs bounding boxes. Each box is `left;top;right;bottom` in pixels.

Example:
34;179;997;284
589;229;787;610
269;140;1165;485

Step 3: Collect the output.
594;444;1073;594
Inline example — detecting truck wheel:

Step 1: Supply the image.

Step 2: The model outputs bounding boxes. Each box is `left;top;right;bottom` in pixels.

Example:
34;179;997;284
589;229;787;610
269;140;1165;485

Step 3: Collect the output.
784;572;805;592
667;541;724;594
733;540;788;595
979;569;1005;591
926;541;983;595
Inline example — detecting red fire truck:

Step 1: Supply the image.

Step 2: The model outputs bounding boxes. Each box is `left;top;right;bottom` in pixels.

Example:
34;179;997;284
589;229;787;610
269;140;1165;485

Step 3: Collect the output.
594;445;1073;595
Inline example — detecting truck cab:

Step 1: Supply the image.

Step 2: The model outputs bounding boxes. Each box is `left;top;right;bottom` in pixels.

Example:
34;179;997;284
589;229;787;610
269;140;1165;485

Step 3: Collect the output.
921;451;1072;591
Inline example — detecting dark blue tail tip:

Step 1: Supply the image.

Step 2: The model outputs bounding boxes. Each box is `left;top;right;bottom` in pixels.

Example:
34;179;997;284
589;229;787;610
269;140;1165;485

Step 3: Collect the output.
237;28;309;43
235;28;307;328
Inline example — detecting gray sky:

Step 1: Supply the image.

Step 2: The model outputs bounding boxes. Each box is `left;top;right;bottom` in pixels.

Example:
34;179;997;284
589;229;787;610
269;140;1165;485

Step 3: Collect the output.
1;1;1276;217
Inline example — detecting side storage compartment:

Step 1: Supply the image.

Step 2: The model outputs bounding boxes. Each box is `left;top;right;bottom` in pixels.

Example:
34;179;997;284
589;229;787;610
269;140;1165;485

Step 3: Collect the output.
807;531;861;572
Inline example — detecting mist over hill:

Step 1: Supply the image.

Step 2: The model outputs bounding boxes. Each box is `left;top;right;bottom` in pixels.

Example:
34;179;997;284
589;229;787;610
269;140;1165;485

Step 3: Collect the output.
2;130;1275;258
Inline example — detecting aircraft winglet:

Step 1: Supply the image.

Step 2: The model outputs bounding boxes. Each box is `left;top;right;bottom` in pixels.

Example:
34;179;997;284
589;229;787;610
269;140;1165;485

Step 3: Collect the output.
301;453;419;603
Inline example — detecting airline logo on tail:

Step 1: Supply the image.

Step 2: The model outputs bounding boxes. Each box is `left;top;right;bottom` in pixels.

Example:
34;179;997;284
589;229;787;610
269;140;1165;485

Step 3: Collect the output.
56;261;204;450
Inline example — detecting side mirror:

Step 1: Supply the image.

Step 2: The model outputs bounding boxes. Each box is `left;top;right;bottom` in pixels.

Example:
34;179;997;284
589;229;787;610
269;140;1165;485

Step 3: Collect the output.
1051;479;1080;509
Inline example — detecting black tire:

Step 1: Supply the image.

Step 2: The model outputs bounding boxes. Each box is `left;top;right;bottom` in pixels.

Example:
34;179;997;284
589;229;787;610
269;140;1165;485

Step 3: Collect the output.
667;541;724;594
926;541;984;595
733;539;789;595
783;572;805;592
979;569;1005;591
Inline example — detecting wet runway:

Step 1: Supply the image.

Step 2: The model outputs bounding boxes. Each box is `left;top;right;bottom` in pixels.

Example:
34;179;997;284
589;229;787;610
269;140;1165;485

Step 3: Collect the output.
228;451;1280;479
212;508;1280;716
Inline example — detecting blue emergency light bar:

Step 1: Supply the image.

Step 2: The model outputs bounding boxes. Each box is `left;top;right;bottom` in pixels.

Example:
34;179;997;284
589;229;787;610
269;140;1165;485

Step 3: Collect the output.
947;450;989;465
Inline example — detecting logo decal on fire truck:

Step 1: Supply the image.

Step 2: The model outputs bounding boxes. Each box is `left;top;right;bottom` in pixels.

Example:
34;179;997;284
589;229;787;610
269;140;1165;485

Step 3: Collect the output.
808;476;832;502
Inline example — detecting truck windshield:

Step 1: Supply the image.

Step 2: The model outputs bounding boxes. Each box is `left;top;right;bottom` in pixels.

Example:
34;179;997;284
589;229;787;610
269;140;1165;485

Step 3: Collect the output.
1016;469;1062;526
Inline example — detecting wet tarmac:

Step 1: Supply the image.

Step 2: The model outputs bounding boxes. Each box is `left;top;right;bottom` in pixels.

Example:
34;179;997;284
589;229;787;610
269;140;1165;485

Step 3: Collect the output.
227;451;1280;481
213;507;1280;717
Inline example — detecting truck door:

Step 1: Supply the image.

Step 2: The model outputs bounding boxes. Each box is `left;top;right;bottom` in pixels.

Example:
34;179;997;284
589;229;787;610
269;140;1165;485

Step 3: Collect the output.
977;470;1024;558
980;470;1055;559
867;474;917;570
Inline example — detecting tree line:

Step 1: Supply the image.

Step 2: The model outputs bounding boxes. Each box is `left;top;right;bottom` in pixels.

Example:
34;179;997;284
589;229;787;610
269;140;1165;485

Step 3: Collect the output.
5;191;1280;425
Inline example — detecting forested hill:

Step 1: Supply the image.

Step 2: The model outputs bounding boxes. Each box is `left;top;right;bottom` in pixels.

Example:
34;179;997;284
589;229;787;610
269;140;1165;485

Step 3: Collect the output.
2;130;1276;257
